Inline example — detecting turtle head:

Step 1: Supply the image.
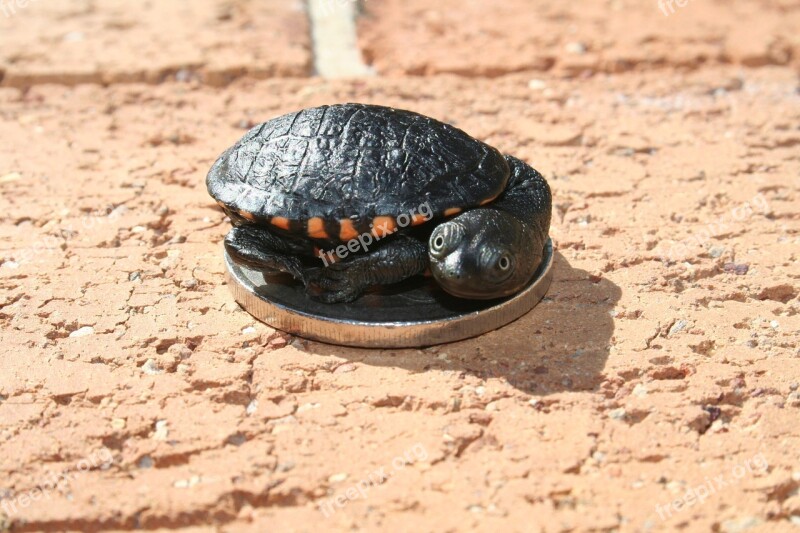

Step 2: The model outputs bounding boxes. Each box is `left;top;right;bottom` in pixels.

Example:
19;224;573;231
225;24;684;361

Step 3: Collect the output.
428;209;543;299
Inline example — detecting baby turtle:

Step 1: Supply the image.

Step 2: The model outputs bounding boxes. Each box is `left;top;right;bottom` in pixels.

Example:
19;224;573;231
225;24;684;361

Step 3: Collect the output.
207;103;551;303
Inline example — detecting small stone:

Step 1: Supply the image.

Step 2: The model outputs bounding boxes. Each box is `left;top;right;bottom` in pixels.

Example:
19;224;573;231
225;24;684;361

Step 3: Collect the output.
297;402;320;413
276;461;295;472
632;383;648;397
1;260;19;269
723;262;749;275
720;516;763;533
709;247;725;258
475;386;485;396
69;326;94;338
328;473;348;483
111;418;126;430
128;271;141;282
787;391;800;408
528;79;547;90
180;278;198;289
566;42;587;54
242;326;257;335
153;420;169;441
0;172;22;184
770;320;779;330
246;399;258;415
227;433;247;446
138;456;154;469
63;31;84;42
333;363;356;374
669;320;688;336
141;359;163;375
609;408;627;420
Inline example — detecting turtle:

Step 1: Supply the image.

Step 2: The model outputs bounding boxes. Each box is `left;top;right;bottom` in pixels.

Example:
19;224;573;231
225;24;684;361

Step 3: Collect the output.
207;103;552;304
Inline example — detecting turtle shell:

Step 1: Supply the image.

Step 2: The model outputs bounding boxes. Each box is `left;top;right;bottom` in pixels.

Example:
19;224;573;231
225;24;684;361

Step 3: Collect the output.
207;103;509;242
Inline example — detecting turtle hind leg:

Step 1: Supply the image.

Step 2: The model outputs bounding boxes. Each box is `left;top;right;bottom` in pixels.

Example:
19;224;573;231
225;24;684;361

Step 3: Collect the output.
306;235;429;304
224;225;306;281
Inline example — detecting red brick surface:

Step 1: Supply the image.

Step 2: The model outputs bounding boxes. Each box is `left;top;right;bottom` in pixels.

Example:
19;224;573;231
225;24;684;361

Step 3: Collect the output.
0;1;799;531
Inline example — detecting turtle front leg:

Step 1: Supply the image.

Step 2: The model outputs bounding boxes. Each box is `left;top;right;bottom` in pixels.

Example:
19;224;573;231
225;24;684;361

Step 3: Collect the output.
224;225;306;281
306;235;429;303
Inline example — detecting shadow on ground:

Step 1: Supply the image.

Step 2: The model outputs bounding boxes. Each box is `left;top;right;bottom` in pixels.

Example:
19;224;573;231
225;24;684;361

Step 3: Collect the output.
297;251;621;396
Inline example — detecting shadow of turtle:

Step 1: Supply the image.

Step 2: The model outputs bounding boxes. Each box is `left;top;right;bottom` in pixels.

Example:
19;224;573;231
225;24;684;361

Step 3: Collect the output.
294;251;621;396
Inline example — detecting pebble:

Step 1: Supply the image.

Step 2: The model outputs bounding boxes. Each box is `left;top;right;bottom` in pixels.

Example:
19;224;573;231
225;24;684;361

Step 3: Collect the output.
720;516;763;533
246;399;258;415
69;326;94;338
180;278;198;289
609;408;627;420
174;475;201;489
709;246;725;258
328;473;348;483
723;262;749;275
111;418;126;430
227;433;247;446
528;79;547;90
669;320;688;336
138;456;154;469
153;420;169;440
632;383;648;397
142;359;163;375
566;42;587;54
787;391;800;408
0;172;22;184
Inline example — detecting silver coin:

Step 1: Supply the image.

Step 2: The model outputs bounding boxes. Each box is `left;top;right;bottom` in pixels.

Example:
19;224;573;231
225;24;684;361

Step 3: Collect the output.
225;238;554;348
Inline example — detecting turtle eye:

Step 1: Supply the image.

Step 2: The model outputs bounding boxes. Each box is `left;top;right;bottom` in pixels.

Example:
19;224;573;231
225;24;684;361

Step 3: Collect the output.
497;255;512;271
429;224;462;260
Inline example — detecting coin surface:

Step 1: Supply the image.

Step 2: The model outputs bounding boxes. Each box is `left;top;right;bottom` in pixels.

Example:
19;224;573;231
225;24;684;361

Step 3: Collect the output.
225;239;554;348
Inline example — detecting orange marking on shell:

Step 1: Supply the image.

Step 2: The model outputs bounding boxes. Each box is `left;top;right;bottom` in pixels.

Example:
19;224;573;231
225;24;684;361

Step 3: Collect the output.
411;213;428;226
480;195;498;206
339;219;359;241
271;216;291;230
240;210;256;221
371;216;397;237
444;207;462;217
307;217;328;239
